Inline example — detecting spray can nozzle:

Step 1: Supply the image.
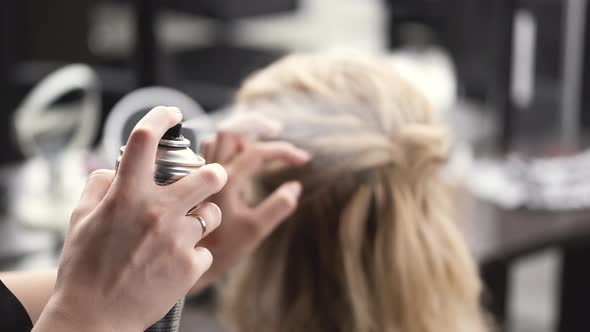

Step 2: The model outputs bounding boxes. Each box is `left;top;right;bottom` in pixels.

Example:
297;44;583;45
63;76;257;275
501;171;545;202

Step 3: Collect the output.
163;122;183;140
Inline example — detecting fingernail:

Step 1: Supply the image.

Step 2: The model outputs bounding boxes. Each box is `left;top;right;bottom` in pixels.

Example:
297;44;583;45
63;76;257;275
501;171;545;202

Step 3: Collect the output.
284;181;302;198
298;150;312;162
168;106;183;120
262;121;283;138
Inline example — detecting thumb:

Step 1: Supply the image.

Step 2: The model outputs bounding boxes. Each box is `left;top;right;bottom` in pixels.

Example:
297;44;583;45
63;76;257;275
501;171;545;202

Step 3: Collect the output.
252;181;302;237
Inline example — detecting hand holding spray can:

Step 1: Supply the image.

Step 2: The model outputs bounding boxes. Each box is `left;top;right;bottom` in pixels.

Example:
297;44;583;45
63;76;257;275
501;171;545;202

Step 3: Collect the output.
116;121;205;332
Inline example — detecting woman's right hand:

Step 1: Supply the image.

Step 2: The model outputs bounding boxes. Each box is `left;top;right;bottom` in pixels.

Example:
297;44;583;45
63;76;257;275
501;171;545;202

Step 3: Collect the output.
33;107;227;332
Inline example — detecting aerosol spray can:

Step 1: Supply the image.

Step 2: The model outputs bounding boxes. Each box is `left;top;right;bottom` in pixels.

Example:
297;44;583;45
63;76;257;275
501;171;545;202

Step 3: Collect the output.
116;121;206;332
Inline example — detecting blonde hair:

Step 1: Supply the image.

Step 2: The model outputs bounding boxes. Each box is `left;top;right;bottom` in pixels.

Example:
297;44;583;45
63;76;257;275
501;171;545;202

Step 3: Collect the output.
221;51;490;332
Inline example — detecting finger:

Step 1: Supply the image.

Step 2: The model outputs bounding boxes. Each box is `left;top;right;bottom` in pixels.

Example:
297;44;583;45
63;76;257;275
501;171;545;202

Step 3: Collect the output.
199;135;215;162
218;112;283;138
187;247;213;284
252;181;302;236
165;163;228;210
116;106;182;185
181;202;222;246
212;132;242;164
230;142;311;179
72;169;116;222
80;169;116;204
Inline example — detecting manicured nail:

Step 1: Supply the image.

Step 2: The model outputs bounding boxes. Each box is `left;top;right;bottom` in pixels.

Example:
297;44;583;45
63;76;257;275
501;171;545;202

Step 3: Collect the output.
168;106;183;120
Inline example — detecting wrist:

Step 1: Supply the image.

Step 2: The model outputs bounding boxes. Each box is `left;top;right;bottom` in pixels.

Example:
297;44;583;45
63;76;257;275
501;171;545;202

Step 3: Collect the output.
33;295;138;332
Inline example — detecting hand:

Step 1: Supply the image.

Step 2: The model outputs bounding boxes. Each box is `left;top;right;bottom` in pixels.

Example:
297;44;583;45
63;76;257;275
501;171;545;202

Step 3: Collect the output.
34;107;227;332
191;124;310;294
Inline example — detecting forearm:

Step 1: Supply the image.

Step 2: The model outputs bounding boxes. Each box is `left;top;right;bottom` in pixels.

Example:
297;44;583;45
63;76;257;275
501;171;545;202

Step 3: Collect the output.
0;270;56;324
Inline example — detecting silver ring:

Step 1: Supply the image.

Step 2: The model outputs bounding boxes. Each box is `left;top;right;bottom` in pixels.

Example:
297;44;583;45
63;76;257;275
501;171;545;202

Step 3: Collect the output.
187;214;207;236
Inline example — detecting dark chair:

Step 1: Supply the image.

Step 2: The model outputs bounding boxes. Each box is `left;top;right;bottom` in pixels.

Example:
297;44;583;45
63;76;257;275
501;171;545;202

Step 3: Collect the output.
123;0;299;109
1;0;136;164
2;0;299;140
165;0;298;19
385;0;517;151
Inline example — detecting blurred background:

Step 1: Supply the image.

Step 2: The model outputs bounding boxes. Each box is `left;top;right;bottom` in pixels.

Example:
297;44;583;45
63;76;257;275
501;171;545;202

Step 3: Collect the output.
2;0;590;331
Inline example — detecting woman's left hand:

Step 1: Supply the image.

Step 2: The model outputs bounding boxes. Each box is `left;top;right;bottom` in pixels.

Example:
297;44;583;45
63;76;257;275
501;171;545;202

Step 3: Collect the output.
190;128;310;294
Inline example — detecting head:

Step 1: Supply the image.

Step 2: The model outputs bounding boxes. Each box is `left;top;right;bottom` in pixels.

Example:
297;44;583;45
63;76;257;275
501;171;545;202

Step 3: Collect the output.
221;51;489;332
